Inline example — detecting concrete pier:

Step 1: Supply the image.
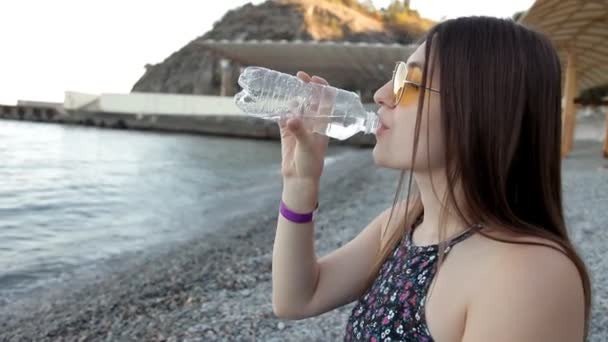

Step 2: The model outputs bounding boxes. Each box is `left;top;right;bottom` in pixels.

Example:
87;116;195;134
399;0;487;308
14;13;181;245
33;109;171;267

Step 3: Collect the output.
0;92;377;147
60;111;376;146
0;103;67;123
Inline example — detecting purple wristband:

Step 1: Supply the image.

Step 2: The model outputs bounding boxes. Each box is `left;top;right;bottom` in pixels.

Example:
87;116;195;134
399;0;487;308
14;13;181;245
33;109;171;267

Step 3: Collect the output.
279;200;317;224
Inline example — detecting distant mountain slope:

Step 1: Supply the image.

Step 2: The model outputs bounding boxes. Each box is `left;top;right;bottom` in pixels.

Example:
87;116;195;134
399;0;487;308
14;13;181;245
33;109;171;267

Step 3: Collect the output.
132;0;434;96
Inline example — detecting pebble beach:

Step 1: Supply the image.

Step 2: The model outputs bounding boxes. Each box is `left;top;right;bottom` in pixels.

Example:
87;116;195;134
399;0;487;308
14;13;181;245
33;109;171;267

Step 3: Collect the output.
0;140;607;341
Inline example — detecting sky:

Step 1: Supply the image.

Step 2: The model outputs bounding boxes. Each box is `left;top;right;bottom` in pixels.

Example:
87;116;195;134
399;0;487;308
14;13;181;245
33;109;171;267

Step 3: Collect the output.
0;0;534;105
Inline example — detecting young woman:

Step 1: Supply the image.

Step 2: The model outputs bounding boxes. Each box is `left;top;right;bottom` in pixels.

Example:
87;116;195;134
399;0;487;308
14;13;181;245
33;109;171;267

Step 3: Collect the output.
272;16;590;341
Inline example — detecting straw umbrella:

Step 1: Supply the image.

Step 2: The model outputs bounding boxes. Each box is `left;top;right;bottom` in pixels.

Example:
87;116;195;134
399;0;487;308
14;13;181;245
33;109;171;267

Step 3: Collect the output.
519;0;608;158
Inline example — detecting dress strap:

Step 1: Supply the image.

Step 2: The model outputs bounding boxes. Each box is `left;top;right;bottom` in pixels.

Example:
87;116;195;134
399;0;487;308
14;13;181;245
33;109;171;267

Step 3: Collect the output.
406;215;482;253
443;223;482;253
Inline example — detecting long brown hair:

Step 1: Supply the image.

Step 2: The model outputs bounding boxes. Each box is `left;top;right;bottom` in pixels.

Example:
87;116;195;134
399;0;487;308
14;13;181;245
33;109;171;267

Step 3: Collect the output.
363;16;591;338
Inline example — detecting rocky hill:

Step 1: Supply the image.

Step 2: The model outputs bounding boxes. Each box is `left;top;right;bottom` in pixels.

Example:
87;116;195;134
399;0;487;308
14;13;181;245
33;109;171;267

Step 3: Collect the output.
132;0;434;97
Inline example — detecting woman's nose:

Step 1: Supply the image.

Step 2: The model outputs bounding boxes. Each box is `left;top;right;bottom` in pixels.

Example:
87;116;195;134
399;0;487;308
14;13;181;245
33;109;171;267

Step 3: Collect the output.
373;81;394;107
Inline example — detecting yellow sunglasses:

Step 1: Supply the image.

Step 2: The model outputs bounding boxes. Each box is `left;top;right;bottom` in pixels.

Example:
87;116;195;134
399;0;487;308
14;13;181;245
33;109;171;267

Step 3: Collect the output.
392;61;440;105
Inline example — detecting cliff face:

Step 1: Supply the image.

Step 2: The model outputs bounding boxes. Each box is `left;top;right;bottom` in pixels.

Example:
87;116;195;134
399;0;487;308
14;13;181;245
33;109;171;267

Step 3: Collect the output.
132;0;433;96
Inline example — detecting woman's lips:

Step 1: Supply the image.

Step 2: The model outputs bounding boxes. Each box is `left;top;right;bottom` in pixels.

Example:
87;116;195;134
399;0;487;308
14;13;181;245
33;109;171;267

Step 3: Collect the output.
376;111;390;136
376;124;390;136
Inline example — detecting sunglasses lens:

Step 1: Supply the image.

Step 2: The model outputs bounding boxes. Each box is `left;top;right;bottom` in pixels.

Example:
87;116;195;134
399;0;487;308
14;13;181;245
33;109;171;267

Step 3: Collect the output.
393;62;407;97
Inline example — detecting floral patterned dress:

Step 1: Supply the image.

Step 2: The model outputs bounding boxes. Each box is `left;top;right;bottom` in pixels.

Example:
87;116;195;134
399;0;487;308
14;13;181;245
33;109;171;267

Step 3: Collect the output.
344;216;479;341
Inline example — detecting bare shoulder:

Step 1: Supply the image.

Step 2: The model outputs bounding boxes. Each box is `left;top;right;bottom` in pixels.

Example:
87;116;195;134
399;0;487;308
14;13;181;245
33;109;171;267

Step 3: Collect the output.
474;228;580;277
486;233;584;304
462;229;586;341
473;228;584;301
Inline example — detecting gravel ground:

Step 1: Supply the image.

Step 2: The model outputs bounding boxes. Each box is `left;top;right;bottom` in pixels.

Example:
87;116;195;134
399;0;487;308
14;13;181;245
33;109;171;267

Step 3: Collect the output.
0;141;606;342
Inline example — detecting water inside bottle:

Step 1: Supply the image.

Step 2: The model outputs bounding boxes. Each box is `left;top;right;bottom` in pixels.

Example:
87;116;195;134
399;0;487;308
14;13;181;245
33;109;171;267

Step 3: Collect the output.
276;102;378;140
307;115;367;140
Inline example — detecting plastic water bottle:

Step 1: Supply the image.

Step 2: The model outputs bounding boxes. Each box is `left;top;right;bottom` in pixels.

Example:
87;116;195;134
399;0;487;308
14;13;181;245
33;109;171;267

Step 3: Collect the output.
234;67;379;140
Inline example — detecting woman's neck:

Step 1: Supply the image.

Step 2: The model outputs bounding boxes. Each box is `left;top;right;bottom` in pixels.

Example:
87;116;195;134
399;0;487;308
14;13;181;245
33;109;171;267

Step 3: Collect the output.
413;168;471;245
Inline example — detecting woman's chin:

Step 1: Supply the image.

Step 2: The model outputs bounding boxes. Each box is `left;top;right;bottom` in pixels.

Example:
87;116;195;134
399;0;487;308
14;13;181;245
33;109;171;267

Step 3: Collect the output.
373;146;412;170
372;147;392;168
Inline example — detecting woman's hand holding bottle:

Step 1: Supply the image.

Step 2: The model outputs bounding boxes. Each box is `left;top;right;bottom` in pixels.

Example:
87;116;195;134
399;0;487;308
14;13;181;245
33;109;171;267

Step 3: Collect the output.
279;71;330;213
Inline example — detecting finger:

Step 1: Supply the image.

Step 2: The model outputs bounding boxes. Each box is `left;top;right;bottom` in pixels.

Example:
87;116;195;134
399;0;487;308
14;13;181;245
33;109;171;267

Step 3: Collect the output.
296;71;312;83
287;118;312;146
278;116;288;129
310;75;329;86
286;117;302;132
314;132;330;147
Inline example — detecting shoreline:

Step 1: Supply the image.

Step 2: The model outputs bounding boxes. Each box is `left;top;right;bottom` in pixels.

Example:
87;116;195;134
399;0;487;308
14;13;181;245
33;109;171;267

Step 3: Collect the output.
2;102;606;152
0;148;390;341
0;142;607;341
0;103;377;147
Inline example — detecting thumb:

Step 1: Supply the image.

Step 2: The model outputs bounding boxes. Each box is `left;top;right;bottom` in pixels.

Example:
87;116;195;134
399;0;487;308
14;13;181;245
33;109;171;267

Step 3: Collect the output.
287;118;312;146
